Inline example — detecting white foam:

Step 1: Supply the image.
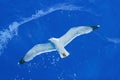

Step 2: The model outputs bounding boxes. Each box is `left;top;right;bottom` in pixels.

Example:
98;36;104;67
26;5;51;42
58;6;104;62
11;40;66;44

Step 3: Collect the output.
107;38;120;44
0;4;83;55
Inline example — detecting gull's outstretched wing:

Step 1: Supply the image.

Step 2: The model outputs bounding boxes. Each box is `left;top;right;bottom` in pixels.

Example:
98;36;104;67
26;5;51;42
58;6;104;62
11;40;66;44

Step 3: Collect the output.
18;42;56;64
59;25;100;46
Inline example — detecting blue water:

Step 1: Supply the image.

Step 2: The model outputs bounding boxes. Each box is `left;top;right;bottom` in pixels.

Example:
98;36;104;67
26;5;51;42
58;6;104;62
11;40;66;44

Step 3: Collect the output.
0;0;120;80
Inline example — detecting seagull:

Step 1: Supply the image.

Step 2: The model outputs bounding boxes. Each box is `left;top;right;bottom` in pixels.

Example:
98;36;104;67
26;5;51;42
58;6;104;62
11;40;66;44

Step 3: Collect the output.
18;25;100;64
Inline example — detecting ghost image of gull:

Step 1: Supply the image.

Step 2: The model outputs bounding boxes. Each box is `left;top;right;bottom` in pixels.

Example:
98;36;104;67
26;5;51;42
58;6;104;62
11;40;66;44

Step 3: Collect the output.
18;25;100;64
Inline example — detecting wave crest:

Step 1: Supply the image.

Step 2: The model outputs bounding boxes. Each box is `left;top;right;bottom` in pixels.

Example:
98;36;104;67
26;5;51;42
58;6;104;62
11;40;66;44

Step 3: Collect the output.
0;4;83;55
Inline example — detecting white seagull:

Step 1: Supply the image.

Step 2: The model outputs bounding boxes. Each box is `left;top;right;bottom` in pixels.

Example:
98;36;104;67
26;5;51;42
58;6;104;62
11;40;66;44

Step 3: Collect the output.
18;25;100;64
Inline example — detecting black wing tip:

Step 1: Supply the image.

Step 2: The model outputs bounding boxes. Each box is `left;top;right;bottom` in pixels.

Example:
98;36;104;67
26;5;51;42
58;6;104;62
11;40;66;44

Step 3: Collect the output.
91;25;100;30
18;58;26;65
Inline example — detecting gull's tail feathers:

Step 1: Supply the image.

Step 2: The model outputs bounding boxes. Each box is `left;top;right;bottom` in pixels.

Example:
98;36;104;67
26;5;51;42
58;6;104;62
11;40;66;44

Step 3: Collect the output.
59;50;70;58
49;37;70;58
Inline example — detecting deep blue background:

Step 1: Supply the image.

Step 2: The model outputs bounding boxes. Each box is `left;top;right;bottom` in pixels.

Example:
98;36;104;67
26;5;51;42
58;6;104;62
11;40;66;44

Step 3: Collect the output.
0;0;120;80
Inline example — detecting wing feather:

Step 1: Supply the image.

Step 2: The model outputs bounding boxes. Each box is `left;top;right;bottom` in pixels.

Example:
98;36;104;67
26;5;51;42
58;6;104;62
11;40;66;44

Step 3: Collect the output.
59;26;93;46
23;42;56;62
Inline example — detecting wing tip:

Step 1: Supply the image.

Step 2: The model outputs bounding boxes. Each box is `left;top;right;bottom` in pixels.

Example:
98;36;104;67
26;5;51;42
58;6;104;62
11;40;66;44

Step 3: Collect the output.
18;58;26;65
91;25;100;30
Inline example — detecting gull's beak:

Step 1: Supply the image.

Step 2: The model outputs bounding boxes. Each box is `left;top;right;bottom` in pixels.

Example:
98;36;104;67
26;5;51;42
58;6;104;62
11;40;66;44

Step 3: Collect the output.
90;25;100;30
49;38;52;41
18;58;25;64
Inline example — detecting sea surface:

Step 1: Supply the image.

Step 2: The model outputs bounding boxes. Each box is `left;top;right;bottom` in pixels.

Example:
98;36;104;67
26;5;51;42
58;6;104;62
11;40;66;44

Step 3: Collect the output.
0;0;120;80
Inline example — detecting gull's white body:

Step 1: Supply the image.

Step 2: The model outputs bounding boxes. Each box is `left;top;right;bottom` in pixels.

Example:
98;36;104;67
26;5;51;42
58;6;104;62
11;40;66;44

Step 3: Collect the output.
49;38;69;58
19;25;100;64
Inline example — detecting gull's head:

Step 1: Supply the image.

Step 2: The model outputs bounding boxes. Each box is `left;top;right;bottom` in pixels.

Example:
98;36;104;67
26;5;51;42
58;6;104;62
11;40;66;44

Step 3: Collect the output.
49;37;56;41
49;37;59;42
